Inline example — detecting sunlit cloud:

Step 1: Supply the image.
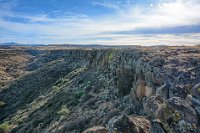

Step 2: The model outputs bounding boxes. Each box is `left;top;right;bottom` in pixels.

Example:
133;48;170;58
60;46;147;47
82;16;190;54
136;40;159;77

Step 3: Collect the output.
0;0;200;45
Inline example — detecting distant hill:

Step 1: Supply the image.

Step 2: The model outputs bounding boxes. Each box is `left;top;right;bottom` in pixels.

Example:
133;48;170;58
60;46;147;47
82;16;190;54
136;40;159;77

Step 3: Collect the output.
0;42;47;46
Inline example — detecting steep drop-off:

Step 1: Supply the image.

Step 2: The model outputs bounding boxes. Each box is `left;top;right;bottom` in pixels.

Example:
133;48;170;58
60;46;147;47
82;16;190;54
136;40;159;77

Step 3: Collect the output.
0;46;200;133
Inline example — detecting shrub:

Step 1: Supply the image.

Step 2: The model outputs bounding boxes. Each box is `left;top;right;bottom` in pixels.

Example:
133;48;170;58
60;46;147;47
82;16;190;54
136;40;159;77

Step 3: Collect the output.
87;81;91;84
0;101;6;108
84;80;91;85
57;106;70;116
0;122;11;133
67;99;79;106
63;116;90;131
117;69;134;96
52;86;60;92
74;91;85;99
108;52;114;61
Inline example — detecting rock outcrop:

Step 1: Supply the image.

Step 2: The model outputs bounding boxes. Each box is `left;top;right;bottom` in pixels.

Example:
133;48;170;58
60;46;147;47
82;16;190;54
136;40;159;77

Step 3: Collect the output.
0;46;200;133
108;114;151;133
144;96;199;132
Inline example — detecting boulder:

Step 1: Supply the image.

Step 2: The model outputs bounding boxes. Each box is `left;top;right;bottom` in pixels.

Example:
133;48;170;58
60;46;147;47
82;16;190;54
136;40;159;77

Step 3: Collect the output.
108;114;151;133
143;96;164;118
185;94;193;106
168;97;198;124
144;96;199;133
82;126;109;133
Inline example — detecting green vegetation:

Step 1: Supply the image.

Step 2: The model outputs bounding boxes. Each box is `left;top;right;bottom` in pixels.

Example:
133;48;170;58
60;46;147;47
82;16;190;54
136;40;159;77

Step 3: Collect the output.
74;91;85;99
106;50;115;62
198;87;200;92
108;52;114;61
0;101;6;108
118;69;134;96
0;122;11;133
57;106;70;116
84;80;91;85
55;78;69;88
1;46;199;133
52;86;60;92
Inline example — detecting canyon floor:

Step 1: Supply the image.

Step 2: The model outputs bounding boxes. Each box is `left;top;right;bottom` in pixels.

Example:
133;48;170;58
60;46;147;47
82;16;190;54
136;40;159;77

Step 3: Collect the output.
0;45;200;133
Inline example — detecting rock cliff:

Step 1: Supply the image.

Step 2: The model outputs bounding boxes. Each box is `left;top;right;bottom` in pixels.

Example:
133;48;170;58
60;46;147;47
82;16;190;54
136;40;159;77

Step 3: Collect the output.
0;45;200;133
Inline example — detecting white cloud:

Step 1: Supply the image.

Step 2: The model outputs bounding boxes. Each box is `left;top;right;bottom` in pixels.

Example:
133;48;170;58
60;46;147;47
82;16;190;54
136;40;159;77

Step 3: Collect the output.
0;0;200;45
93;1;121;11
92;0;134;12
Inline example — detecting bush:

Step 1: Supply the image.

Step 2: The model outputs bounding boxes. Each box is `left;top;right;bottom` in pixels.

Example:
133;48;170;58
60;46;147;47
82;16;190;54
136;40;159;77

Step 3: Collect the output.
63;116;90;131
198;87;200;92
67;99;79;106
0;101;6;108
117;69;134;96
52;86;60;92
57;106;70;116
74;91;85;99
84;80;91;85
108;52;114;61
0;122;11;133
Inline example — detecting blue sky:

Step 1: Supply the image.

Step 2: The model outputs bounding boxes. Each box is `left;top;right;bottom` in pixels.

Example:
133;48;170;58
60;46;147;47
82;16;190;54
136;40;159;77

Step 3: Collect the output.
0;0;200;45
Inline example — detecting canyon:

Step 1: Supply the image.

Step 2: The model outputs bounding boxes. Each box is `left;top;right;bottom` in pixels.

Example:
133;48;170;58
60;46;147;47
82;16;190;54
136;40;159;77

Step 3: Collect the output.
0;45;200;133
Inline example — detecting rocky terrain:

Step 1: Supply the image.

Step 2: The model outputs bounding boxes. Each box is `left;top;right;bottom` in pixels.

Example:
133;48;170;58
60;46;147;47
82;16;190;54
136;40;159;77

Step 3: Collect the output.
0;45;200;133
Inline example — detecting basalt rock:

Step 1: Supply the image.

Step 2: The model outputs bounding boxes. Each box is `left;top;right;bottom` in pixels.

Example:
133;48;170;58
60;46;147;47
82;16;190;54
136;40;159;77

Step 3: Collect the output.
1;46;200;133
144;96;199;133
107;114;151;133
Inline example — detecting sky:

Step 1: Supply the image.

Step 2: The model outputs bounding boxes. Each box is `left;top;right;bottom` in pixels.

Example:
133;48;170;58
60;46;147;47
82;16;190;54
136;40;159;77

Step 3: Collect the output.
0;0;200;45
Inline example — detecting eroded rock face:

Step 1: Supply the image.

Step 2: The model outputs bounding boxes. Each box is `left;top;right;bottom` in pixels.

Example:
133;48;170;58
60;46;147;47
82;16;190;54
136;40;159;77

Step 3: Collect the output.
108;114;151;133
143;96;164;118
156;84;170;99
168;97;198;124
1;46;200;133
137;79;153;101
144;96;199;133
82;126;109;133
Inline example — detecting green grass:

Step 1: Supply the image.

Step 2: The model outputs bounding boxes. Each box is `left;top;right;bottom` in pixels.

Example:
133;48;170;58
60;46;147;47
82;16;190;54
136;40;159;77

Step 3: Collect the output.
0;122;11;133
